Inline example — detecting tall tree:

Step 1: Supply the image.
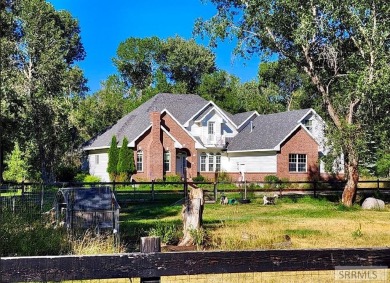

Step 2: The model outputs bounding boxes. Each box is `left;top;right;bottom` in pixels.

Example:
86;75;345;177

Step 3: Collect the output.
197;0;390;206
0;0;21;181
107;136;119;181
258;60;315;111
117;137;135;182
3;0;87;181
158;36;217;93
114;37;161;94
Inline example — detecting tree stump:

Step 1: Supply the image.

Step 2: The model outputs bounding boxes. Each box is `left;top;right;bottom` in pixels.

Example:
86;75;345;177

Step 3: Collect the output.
178;187;204;246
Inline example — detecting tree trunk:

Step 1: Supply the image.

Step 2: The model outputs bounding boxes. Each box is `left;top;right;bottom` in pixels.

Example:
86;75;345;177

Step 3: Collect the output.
178;187;204;246
342;148;359;207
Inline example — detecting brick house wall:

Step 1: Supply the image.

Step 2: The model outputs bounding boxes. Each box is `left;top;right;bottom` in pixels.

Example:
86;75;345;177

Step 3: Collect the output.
277;127;319;181
132;111;197;181
161;112;197;180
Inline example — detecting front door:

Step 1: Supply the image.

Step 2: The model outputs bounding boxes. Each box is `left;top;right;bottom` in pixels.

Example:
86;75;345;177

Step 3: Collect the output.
176;152;187;178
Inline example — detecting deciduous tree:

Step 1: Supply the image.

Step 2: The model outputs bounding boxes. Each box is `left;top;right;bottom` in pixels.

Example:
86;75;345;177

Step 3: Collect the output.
196;0;390;206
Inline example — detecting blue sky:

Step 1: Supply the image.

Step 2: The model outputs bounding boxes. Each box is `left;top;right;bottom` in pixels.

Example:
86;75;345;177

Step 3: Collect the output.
48;0;261;93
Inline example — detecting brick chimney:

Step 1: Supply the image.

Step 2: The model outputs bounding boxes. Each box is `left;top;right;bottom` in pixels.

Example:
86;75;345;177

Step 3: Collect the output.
147;111;163;180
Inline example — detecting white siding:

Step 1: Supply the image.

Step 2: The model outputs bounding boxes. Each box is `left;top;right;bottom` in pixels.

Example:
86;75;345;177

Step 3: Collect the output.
222;152;277;173
88;151;109;181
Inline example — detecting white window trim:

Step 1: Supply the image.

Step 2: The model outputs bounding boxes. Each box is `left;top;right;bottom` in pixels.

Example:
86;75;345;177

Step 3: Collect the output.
164;151;171;172
289;153;307;173
137;150;143;172
200;152;222;172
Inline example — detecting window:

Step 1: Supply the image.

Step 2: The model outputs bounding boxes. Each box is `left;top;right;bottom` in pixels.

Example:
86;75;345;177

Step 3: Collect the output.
200;153;206;172
208;121;215;135
289;154;307;172
95;155;99;165
208;153;214;172
200;152;222;172
164;151;170;172
137;150;143;172
216;153;221;172
303;119;312;132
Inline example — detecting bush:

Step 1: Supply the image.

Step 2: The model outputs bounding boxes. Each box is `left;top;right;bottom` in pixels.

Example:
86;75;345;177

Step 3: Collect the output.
193;175;206;182
264;175;281;189
84;175;101;183
148;221;182;245
56;165;78;182
165;175;182;182
0;211;70;256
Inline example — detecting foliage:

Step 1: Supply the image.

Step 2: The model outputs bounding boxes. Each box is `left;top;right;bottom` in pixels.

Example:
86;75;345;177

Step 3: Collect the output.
117;137;135;182
196;0;390;206
114;36;216;94
217;171;231;182
193;175;206;182
55;164;78;182
1;0;87;182
189;227;207;249
107;136;119;181
83;174;101;183
0;211;70;256
148;221;181;245
3;143;30;182
376;153;390;178
164;174;182;182
114;36;161;91
70;230;125;255
71;75;132;141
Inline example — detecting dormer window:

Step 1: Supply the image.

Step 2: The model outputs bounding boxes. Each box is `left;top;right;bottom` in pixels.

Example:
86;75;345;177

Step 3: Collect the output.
303;119;312;132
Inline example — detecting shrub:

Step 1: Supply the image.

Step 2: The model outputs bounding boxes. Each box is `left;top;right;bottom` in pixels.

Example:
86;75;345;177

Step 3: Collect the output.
107;136;119;181
3;142;30;182
83;175;101;183
56;165;78;182
117;137;135;181
193;175;206;182
148;221;181;245
165;174;182;182
264;175;280;189
217;171;231;182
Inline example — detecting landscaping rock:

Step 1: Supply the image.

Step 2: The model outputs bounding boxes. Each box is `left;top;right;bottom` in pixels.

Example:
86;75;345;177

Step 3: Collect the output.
361;197;385;210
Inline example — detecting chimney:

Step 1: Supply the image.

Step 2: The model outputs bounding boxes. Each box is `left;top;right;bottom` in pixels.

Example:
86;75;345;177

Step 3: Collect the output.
150;111;161;141
147;111;163;180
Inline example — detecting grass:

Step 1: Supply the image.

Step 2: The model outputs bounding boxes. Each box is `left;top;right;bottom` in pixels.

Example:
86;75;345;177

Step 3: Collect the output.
119;194;390;252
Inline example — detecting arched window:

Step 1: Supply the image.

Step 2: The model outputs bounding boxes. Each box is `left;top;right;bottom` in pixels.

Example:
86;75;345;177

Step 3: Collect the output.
164;151;171;172
137;150;143;172
200;152;206;172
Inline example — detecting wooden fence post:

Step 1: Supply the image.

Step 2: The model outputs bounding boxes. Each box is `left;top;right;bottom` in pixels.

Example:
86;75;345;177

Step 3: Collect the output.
151;180;155;201
214;182;218;203
140;237;161;283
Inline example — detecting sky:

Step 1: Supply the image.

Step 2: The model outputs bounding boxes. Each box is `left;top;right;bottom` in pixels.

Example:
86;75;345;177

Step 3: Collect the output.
47;0;261;94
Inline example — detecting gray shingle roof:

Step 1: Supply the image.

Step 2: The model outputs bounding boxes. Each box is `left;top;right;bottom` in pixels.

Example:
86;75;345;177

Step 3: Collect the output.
227;109;312;151
83;93;209;149
232;111;258;126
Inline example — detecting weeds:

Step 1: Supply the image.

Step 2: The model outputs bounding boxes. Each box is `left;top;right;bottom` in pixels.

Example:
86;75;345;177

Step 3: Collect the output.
148;221;182;245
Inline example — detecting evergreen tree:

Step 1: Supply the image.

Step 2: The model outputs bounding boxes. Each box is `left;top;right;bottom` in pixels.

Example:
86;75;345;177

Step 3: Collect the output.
3;143;30;182
107;136;119;181
117;137;135;181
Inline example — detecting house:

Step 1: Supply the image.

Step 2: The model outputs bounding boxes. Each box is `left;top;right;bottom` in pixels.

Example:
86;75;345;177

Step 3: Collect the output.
83;93;336;182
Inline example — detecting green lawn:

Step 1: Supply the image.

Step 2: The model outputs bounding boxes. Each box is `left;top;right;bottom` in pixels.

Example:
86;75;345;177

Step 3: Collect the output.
119;194;390;252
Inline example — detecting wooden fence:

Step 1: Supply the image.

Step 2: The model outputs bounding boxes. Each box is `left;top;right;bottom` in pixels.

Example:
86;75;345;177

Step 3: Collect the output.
1;247;390;282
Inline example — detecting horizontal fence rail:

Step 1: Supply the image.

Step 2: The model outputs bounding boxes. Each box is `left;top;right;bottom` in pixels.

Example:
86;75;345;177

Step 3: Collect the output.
1;248;390;282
